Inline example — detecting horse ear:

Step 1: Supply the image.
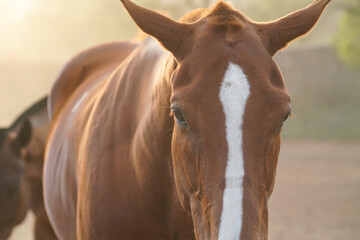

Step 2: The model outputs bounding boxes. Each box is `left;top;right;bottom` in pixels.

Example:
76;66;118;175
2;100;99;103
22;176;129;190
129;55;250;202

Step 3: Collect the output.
13;120;32;150
256;0;331;56
120;0;193;61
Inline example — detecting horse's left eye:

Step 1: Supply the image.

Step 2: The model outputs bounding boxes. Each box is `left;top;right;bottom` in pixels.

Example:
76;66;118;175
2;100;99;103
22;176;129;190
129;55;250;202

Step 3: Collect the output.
171;108;187;126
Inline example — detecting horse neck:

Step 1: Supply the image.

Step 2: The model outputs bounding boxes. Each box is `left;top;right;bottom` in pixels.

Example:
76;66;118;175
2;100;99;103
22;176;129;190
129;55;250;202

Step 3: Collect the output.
124;42;192;228
131;50;176;193
127;42;195;236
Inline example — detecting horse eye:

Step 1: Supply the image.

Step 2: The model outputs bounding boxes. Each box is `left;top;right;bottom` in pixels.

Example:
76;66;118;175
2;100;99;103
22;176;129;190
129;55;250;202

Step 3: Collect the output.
171;108;187;126
279;112;291;130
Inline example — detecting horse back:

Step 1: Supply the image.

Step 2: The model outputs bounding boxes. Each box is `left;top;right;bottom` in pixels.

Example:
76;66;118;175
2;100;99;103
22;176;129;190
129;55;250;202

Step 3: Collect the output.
44;38;167;240
44;41;140;240
49;41;138;120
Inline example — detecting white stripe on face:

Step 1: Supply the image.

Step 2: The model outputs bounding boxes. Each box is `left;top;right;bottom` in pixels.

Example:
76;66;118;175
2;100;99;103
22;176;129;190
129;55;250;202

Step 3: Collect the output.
218;62;250;240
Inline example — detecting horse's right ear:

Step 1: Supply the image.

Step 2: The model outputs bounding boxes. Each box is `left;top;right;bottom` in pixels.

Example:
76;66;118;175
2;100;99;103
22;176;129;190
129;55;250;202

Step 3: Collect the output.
120;0;193;61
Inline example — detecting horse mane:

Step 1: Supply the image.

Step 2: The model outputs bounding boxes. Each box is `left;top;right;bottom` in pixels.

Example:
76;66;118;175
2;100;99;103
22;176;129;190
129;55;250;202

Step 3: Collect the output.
207;1;245;27
179;8;208;23
8;96;48;131
179;1;245;27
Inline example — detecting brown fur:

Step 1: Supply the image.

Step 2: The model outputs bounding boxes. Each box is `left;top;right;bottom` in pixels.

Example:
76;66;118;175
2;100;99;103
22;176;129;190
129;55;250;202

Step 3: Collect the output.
179;8;208;23
206;1;244;27
0;130;29;240
44;1;332;239
0;98;56;240
23;108;57;240
49;41;138;120
180;2;245;45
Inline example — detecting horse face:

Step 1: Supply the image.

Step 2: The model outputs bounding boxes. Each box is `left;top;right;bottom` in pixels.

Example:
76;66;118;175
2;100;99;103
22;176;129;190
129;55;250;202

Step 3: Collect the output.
169;22;291;239
121;0;330;239
0;122;31;240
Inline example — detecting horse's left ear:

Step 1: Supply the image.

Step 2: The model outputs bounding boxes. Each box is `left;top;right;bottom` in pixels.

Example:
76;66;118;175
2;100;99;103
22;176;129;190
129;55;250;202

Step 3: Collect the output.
12;120;32;151
120;0;194;61
256;0;331;56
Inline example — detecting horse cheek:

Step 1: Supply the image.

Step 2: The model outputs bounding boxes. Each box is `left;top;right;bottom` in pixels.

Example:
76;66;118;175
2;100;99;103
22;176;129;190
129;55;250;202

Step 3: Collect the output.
171;132;195;211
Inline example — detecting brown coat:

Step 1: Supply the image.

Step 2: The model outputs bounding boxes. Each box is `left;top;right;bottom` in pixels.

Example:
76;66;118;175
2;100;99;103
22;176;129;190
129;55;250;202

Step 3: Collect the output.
44;1;331;239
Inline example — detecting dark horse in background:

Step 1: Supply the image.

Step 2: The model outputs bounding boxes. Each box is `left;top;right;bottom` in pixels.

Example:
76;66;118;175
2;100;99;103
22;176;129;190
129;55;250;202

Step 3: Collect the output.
0;96;55;240
0;41;136;240
44;0;331;239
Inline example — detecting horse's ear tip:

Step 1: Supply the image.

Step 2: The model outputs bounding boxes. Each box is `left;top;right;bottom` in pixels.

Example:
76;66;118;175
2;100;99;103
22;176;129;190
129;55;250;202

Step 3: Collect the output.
317;0;332;5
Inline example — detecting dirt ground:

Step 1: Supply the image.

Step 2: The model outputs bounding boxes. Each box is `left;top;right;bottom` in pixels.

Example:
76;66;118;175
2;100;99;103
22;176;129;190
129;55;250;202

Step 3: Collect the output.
269;141;360;240
8;141;360;240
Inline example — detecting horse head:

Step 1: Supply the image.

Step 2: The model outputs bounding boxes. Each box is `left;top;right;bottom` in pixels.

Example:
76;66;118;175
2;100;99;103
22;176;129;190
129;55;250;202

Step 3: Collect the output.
121;0;331;239
0;120;31;240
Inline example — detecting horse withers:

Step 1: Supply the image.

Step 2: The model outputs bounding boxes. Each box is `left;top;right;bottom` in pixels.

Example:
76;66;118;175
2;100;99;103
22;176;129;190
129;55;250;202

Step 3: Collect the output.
44;0;332;239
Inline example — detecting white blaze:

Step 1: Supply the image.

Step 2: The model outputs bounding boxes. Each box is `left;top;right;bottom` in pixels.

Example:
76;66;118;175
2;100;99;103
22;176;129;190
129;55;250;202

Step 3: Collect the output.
218;62;250;240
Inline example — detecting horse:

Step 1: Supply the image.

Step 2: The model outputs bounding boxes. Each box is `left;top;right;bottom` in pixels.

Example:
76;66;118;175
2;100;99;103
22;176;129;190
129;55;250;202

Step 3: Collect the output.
44;0;331;239
0;40;136;240
0;120;30;240
0;97;52;240
17;97;56;240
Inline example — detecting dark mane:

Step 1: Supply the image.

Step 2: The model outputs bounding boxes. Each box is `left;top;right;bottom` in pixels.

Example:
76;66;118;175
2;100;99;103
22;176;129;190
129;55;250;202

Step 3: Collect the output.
9;96;48;131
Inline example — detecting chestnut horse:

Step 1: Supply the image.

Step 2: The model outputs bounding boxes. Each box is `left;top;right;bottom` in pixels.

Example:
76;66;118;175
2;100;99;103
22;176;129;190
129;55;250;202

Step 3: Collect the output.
44;0;331;239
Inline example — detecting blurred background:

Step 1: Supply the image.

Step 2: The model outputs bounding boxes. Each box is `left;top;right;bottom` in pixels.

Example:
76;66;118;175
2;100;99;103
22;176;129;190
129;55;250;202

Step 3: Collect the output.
1;0;359;239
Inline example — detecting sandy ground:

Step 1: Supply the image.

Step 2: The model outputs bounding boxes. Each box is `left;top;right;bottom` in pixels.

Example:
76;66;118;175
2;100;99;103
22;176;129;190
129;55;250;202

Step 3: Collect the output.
269;141;360;240
8;141;360;240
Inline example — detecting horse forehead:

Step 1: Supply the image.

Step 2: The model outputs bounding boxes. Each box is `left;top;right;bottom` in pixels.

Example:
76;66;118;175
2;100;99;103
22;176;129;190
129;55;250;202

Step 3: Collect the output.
175;34;285;100
187;38;269;79
182;53;271;89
